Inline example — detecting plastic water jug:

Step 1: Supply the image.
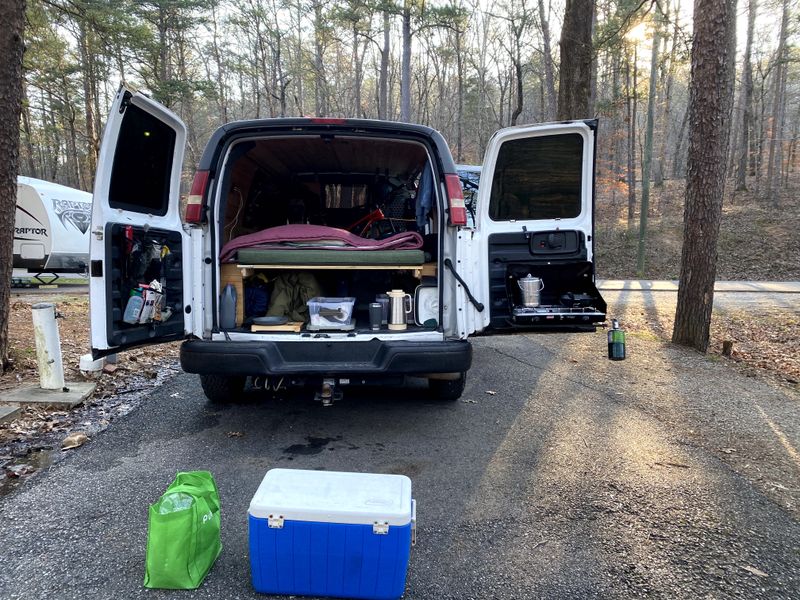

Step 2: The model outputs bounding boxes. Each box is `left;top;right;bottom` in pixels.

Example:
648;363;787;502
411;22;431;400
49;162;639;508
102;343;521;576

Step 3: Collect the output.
220;284;237;330
123;295;144;324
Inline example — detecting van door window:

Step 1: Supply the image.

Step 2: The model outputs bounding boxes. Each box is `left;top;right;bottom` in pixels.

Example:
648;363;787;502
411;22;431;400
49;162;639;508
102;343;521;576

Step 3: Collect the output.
108;104;176;216
488;133;583;221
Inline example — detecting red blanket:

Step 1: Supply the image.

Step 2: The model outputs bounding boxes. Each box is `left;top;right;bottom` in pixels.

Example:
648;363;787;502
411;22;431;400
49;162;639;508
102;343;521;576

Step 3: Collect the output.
220;224;423;262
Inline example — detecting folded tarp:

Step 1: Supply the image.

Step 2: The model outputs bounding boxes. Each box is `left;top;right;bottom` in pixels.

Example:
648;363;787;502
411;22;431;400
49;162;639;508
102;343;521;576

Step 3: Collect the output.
220;224;422;263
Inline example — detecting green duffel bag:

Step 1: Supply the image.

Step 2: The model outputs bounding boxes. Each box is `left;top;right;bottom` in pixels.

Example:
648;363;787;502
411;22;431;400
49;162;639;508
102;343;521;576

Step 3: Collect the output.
144;470;222;589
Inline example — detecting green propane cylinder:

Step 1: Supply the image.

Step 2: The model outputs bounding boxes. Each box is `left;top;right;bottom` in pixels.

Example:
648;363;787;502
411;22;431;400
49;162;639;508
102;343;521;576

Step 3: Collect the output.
608;319;626;361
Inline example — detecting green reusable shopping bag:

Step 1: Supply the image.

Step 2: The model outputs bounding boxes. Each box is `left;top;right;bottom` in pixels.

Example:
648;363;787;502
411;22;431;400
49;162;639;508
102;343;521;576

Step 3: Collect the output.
144;470;222;589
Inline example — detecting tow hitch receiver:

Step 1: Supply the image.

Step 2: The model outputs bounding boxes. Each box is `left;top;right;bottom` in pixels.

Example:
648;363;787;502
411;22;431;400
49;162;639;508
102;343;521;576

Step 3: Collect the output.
315;378;342;406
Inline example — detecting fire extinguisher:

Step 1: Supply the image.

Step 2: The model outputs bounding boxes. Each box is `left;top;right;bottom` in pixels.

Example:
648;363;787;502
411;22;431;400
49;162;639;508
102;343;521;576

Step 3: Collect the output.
608;319;626;361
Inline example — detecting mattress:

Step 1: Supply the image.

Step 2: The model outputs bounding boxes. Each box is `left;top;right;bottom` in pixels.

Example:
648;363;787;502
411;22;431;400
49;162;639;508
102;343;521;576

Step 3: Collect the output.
236;248;425;266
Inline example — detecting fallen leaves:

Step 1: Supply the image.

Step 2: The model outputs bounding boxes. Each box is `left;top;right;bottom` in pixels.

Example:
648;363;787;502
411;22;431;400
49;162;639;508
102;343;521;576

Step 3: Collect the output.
61;431;89;450
741;565;769;578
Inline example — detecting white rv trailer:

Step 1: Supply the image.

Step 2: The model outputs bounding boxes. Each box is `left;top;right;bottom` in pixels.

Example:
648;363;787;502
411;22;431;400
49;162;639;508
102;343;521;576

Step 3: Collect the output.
14;176;92;276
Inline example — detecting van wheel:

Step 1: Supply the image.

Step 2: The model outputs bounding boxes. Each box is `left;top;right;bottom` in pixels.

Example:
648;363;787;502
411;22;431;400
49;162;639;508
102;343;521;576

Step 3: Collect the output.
199;374;246;403
428;373;466;401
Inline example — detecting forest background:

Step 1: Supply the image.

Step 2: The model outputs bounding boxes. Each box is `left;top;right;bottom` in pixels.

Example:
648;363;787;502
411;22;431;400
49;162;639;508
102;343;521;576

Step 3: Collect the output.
16;0;800;279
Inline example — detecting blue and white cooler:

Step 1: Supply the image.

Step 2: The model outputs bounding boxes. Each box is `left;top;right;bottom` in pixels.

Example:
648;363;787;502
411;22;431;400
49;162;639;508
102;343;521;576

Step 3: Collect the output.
248;468;416;600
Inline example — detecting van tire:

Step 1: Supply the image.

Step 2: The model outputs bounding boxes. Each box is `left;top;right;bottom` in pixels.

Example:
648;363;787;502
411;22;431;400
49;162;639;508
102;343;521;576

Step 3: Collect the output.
199;374;246;403
428;372;466;401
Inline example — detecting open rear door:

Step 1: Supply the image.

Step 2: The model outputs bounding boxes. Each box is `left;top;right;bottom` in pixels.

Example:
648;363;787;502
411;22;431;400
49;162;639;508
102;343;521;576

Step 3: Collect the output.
90;85;190;357
464;120;606;334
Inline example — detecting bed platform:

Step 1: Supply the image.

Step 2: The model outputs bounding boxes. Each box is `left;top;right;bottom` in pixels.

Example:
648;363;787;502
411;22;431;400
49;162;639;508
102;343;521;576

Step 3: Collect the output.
234;248;426;267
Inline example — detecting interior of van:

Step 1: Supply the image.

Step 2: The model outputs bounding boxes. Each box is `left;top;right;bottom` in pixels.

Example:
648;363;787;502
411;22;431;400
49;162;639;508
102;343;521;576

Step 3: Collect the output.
214;135;442;335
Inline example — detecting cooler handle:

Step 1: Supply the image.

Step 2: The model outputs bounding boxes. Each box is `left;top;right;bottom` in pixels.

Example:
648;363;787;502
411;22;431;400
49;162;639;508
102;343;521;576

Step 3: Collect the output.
411;499;417;546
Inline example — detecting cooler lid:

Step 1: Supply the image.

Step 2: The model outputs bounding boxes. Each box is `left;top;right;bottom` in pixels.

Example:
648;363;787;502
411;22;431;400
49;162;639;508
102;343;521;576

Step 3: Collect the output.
249;468;412;526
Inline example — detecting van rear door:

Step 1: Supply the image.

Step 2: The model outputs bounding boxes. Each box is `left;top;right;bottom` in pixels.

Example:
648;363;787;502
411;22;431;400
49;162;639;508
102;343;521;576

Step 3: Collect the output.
462;120;606;334
90;85;191;357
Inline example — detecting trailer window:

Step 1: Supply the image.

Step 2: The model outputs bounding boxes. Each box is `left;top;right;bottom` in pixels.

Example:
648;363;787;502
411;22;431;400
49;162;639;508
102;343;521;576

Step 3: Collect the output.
108;104;176;216
488;133;583;221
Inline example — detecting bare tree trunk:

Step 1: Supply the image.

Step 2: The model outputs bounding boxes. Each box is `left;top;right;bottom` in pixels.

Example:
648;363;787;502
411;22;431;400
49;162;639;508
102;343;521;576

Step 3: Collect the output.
765;0;788;204
20;83;36;178
378;8;390;119
636;17;661;277
401;0;411;122
627;45;637;230
672;0;736;352
313;0;326;116
210;4;228;122
557;0;594;120
455;27;464;161
78;22;98;184
655;0;681;187
672;105;688;177
735;0;756;191
0;0;25;373
538;0;557;120
510;53;523;125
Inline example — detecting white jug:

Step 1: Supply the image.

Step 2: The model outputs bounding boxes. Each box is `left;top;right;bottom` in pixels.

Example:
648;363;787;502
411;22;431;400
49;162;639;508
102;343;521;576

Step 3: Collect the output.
387;289;413;330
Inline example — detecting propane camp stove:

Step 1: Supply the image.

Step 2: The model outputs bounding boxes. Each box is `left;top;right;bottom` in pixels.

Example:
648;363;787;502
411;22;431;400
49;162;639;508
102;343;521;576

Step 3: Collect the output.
512;305;605;324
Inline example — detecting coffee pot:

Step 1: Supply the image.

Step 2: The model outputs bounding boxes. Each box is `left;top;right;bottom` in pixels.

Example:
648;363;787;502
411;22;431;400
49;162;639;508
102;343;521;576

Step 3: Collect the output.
387;289;412;330
517;274;544;307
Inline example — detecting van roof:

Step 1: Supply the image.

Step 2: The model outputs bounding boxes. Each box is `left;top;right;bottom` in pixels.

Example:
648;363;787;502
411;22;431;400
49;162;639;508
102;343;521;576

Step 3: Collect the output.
197;117;456;174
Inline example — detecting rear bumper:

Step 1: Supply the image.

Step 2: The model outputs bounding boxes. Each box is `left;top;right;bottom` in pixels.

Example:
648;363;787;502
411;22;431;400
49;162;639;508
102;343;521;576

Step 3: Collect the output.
180;338;472;377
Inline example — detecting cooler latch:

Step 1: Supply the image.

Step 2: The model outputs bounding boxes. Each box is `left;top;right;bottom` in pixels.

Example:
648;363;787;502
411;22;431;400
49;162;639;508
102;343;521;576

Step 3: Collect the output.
268;514;284;529
373;521;389;535
411;499;417;546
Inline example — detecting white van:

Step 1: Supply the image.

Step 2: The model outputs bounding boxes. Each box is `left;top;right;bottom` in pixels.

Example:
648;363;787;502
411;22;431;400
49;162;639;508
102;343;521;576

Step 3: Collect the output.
90;86;606;402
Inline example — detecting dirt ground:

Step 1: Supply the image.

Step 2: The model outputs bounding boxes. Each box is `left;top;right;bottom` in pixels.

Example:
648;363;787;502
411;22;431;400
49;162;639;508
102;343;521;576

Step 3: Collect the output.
594;177;800;282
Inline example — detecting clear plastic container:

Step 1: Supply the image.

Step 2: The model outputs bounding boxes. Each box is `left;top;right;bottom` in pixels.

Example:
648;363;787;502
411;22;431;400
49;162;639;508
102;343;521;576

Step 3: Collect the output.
307;297;356;328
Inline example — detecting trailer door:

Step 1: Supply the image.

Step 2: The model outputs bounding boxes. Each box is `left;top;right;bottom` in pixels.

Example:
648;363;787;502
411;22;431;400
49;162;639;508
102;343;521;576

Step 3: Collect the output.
463;120;606;334
90;85;191;357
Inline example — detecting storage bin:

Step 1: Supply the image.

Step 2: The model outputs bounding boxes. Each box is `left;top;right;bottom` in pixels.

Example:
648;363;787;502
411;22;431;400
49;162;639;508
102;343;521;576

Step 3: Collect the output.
307;297;356;328
248;468;415;600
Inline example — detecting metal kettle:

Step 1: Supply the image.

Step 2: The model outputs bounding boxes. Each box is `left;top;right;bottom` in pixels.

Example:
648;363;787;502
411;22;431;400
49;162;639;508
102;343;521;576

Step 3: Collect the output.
387;289;412;330
517;274;544;307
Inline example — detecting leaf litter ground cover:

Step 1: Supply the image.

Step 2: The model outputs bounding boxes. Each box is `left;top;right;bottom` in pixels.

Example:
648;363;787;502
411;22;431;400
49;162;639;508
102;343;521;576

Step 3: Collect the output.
0;292;180;495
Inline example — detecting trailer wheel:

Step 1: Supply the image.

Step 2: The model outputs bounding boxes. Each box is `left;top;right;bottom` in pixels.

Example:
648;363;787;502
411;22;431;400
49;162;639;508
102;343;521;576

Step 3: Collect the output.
199;374;246;403
428;372;466;401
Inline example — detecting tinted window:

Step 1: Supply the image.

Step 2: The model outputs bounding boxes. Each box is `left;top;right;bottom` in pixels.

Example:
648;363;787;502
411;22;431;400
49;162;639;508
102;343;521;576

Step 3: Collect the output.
488;133;583;221
325;184;368;209
109;103;176;216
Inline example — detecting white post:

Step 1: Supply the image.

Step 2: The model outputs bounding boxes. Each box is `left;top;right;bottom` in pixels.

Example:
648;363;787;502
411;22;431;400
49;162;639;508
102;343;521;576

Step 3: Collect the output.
31;303;65;390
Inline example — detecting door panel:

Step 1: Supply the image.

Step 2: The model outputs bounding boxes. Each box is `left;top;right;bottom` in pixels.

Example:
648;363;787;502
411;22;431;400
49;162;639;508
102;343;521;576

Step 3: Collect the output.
462;120;605;334
90;86;190;356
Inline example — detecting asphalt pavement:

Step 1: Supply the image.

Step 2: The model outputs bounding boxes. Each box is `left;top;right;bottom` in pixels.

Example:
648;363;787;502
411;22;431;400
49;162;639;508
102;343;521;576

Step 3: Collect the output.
1;327;798;599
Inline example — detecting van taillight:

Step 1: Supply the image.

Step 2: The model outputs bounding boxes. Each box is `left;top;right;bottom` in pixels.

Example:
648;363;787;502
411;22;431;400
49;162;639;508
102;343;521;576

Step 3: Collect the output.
308;117;347;125
444;174;467;226
185;170;209;223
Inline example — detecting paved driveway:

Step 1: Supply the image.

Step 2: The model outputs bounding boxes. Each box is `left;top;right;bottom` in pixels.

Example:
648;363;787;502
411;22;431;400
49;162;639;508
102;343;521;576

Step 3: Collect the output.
1;331;798;599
